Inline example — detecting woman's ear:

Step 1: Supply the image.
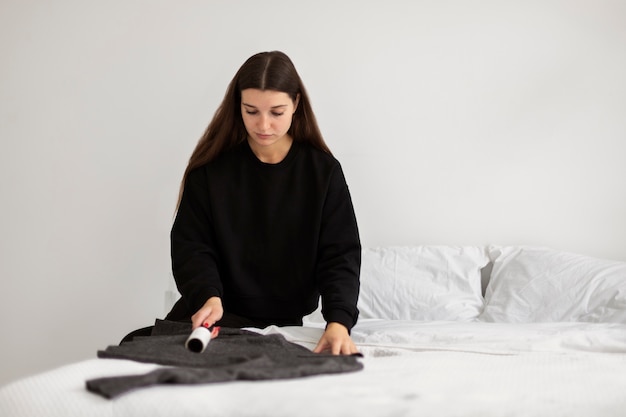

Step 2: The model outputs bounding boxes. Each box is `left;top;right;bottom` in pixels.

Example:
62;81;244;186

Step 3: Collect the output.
293;93;301;113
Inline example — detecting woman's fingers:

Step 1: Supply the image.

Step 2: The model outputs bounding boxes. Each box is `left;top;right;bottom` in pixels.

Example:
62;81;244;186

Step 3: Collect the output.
191;297;223;329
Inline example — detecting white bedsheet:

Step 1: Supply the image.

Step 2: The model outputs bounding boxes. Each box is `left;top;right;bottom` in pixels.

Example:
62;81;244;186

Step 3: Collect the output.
2;320;626;417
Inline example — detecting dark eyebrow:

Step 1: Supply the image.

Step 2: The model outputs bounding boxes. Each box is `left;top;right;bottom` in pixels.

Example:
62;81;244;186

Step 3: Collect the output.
242;102;288;109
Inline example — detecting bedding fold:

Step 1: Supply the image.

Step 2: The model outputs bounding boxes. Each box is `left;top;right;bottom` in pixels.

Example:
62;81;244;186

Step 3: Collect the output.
86;320;362;399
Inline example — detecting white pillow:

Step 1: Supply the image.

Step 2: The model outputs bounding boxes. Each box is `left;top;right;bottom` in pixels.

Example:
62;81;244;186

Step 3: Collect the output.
480;246;626;323
358;246;488;321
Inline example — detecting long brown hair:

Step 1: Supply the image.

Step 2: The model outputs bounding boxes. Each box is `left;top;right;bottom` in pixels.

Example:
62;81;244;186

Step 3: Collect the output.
177;51;331;209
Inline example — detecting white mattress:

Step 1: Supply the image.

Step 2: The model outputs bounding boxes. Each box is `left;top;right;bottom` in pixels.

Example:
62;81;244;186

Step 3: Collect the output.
2;320;626;417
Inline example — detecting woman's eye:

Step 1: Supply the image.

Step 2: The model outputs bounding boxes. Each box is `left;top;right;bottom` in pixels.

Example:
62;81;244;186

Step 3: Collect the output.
244;110;284;116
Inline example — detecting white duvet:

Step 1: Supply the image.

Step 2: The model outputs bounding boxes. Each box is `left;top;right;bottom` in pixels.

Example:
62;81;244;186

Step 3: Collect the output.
2;320;626;417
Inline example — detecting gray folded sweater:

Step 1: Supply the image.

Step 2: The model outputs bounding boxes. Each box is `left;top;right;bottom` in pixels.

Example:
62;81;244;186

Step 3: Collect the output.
86;320;363;399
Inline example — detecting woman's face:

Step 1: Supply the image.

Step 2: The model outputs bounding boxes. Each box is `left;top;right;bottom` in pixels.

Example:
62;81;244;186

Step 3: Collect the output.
241;89;299;153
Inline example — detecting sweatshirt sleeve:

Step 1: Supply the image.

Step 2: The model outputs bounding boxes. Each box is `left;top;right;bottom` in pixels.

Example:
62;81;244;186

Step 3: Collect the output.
316;162;361;331
170;167;223;314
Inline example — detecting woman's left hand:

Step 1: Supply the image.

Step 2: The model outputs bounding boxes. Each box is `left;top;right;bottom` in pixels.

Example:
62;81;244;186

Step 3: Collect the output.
313;322;359;355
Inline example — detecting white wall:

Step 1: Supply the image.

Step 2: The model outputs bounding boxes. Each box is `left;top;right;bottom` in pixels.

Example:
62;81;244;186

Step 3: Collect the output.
1;0;625;386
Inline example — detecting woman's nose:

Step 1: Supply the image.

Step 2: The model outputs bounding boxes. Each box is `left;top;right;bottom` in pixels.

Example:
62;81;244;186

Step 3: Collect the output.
259;114;270;131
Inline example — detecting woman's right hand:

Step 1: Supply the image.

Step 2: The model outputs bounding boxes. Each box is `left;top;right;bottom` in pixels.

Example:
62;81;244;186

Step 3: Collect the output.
191;296;224;330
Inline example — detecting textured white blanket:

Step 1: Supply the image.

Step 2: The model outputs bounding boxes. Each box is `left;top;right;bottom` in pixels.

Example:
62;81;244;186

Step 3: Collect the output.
2;320;626;417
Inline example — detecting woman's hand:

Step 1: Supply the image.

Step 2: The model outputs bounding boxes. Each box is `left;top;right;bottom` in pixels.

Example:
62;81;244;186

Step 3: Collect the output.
191;296;224;330
313;322;359;355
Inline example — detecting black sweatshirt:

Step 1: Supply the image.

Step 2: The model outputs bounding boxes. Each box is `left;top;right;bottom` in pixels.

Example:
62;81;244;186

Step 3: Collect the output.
168;140;361;330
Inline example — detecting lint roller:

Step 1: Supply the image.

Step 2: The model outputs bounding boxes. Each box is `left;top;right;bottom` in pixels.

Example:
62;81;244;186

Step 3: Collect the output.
185;323;220;353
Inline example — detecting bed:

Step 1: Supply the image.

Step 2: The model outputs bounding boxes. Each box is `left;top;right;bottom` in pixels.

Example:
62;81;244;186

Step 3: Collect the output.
2;245;626;416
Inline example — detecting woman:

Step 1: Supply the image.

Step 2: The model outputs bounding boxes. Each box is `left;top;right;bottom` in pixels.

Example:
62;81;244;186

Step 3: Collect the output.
166;51;361;355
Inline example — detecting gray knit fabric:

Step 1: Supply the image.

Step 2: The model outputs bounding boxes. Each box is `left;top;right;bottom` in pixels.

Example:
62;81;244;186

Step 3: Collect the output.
86;320;363;399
